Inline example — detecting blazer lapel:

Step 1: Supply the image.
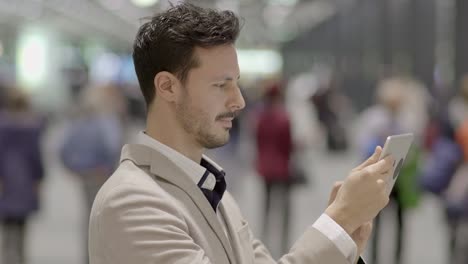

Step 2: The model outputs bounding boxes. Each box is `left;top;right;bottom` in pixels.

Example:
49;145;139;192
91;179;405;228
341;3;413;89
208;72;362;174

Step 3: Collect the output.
218;203;242;262
120;144;236;264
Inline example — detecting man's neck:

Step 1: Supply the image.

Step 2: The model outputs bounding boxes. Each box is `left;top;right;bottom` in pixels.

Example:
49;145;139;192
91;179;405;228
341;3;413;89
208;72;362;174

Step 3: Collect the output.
146;108;204;164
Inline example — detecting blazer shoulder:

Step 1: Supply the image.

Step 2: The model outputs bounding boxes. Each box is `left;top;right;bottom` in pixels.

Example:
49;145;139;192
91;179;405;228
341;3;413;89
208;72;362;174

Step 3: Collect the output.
91;160;185;220
97;160;157;193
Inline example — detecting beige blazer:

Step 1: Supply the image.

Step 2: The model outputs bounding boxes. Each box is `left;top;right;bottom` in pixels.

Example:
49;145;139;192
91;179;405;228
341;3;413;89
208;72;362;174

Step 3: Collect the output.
89;144;348;264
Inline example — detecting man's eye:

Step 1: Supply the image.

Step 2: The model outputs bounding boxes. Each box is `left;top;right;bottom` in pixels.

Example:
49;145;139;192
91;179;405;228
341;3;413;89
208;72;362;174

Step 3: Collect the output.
215;83;227;88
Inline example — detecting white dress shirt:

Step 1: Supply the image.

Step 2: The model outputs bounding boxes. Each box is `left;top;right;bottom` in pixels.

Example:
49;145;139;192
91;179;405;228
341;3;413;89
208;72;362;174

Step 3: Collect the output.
136;131;357;263
314;213;358;263
136;132;219;190
136;132;231;238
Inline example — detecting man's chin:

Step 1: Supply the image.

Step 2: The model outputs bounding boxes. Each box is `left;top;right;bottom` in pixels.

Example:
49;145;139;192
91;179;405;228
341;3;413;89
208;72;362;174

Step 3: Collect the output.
202;133;230;149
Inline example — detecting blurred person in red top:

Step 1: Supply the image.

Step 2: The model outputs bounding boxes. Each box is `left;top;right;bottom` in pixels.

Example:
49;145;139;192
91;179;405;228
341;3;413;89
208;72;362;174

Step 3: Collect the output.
255;81;293;255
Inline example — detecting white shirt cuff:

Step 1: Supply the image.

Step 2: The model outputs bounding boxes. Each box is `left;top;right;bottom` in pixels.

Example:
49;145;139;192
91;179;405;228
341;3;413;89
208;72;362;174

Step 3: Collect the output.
312;213;358;264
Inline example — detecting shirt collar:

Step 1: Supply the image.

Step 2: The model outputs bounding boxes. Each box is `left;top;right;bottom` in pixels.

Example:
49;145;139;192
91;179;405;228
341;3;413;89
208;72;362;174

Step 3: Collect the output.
136;131;223;191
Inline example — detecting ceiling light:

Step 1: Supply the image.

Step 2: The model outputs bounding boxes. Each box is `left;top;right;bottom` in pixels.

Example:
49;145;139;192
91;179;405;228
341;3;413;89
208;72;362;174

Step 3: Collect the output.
268;0;298;6
17;30;49;90
131;0;159;8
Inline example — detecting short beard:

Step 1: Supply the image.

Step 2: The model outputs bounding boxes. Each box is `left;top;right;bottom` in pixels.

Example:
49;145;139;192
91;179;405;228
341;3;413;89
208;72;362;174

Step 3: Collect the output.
175;92;231;149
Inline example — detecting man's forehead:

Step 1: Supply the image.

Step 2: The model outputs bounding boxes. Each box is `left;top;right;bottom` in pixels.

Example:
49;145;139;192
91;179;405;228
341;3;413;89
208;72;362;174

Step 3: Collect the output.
193;46;240;78
194;45;237;62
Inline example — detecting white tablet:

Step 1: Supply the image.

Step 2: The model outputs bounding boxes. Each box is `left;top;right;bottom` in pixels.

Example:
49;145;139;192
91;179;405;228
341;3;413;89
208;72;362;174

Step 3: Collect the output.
378;133;414;194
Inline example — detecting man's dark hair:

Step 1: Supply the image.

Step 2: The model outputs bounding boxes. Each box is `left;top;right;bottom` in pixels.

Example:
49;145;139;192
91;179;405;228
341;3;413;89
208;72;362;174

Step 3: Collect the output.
133;3;241;107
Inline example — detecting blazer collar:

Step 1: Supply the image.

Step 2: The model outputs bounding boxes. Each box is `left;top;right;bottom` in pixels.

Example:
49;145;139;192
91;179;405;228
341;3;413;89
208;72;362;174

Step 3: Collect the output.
120;144;236;263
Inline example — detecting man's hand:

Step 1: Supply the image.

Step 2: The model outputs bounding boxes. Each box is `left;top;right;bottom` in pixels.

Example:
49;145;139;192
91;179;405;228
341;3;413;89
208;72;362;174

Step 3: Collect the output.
328;182;373;258
325;146;393;235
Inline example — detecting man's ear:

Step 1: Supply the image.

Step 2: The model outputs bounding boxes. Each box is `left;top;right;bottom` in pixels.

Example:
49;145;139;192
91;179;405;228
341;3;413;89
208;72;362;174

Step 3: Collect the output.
154;71;181;103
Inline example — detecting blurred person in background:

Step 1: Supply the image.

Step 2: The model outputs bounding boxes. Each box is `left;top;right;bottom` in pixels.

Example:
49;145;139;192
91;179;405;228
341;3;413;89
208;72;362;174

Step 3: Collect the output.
356;77;429;264
432;75;468;263
448;75;468;129
254;81;294;254
311;71;351;152
419;74;468;263
285;71;321;187
420;116;467;264
59;83;126;264
63;60;89;101
0;88;46;264
447;121;468;264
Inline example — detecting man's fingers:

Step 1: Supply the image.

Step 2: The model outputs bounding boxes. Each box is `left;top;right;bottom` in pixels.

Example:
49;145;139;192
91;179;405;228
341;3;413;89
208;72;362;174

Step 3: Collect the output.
364;155;394;180
328;181;343;206
355;146;382;171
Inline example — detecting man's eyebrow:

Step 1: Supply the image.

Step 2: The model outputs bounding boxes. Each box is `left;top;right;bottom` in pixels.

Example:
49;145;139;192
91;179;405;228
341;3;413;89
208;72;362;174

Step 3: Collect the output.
218;76;241;81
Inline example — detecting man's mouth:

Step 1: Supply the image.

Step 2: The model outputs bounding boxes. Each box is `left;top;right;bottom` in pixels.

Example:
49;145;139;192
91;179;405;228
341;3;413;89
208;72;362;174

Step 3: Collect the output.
217;117;233;128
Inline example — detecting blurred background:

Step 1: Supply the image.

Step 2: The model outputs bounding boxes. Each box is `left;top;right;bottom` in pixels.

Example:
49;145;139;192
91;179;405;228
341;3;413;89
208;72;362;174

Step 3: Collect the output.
0;0;468;263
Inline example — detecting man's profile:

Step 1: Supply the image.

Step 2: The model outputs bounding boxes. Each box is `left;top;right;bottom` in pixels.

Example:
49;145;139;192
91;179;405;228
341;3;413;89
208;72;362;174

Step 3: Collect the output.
88;3;393;264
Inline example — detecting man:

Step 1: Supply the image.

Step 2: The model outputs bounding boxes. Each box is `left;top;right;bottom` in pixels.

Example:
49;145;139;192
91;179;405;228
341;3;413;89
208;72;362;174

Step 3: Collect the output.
89;3;393;264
